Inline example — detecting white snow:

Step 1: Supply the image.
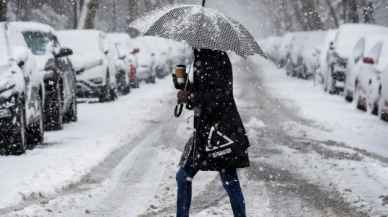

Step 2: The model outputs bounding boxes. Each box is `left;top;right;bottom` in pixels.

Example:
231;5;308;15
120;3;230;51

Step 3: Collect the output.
0;78;176;209
334;24;388;58
257;57;388;157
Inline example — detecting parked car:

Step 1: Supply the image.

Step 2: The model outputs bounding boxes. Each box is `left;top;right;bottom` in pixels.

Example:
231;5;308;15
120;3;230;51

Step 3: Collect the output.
326;24;388;94
107;33;140;88
313;29;337;89
355;39;388;115
379;65;388;121
133;37;156;83
343;34;388;102
0;22;45;154
12;22;77;130
263;36;282;62
277;33;295;68
142;37;170;79
300;31;327;79
286;32;308;77
57;30;117;102
106;35;131;95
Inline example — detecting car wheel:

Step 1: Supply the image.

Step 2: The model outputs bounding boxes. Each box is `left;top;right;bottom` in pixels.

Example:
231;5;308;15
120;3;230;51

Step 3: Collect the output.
344;86;353;102
355;85;366;111
27;93;44;146
132;78;140;88
345;92;353;102
45;80;63;131
9;96;27;155
100;71;112;102
63;92;77;123
327;70;337;94
379;98;388;121
110;86;118;101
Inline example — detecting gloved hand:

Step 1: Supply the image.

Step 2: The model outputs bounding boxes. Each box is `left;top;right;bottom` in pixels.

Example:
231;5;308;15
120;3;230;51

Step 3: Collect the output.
177;91;190;104
172;74;192;91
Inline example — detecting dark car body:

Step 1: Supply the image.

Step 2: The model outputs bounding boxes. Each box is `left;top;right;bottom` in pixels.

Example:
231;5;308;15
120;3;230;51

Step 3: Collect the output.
13;22;77;130
0;22;45;155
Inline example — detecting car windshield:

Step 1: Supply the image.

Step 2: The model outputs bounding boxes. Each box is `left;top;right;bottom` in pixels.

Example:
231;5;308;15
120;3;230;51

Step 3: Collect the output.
57;32;101;54
22;31;56;55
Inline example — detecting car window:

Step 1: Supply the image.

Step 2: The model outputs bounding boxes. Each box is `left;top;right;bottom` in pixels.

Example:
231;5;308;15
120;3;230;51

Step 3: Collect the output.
22;31;57;55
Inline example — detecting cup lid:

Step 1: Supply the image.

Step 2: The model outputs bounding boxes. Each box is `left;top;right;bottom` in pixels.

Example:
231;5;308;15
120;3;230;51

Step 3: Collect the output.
175;65;186;68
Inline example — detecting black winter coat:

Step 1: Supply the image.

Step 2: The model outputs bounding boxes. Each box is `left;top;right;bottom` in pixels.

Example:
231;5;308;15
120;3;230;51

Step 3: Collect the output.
179;49;250;171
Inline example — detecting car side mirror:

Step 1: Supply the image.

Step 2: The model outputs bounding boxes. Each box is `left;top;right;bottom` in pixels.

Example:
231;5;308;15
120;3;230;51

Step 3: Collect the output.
363;57;374;65
56;47;73;58
12;46;29;67
132;48;140;54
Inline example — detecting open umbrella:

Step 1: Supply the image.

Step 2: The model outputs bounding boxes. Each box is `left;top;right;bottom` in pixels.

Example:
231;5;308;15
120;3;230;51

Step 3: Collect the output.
128;1;266;59
128;0;266;117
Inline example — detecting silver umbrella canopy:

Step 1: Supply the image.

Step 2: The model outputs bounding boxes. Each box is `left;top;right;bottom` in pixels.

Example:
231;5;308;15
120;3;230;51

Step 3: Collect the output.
128;3;266;58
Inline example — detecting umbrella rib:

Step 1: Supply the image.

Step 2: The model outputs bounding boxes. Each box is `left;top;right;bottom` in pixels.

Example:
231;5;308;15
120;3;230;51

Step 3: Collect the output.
194;6;205;48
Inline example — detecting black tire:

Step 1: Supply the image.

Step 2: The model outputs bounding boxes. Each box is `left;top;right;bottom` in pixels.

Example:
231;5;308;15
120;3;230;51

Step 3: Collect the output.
116;70;127;95
44;80;63;131
10;97;27;155
344;88;353;102
63;92;78;123
27;93;44;146
131;78;140;88
355;85;366;111
135;79;140;88
110;86;118;101
345;94;353;102
327;69;337;94
100;71;112;102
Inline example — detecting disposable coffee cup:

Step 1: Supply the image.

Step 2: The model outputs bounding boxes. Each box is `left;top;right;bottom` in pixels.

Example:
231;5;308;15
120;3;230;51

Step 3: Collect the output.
175;65;186;84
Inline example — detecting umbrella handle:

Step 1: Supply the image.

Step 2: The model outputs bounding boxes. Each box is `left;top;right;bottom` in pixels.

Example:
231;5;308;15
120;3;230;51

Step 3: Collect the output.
174;104;183;118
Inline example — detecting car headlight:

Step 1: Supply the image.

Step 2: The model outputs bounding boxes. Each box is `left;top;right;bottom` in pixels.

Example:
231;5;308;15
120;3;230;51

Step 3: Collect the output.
0;109;11;118
89;77;103;84
43;70;54;80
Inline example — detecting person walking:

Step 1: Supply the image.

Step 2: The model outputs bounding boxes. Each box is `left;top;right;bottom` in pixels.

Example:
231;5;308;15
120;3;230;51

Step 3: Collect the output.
173;48;250;217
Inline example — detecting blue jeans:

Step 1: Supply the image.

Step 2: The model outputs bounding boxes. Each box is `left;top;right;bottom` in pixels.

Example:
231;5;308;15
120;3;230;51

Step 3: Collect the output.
176;166;246;217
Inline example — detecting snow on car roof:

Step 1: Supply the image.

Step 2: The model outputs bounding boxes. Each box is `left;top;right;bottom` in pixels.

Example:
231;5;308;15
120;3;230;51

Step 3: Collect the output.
57;30;105;54
335;24;388;58
290;32;308;62
10;21;57;37
280;32;295;48
107;33;132;53
261;36;282;53
301;31;327;59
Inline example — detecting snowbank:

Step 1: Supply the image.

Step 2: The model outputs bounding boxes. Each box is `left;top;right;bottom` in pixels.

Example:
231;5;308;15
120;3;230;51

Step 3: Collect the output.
257;58;388;157
0;78;176;209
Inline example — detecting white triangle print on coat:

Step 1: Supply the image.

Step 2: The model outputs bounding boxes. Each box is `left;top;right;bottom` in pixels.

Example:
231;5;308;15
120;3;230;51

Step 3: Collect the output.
206;125;234;152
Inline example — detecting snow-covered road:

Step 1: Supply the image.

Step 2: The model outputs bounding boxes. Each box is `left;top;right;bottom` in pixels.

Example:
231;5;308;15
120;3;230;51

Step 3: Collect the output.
1;56;388;217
